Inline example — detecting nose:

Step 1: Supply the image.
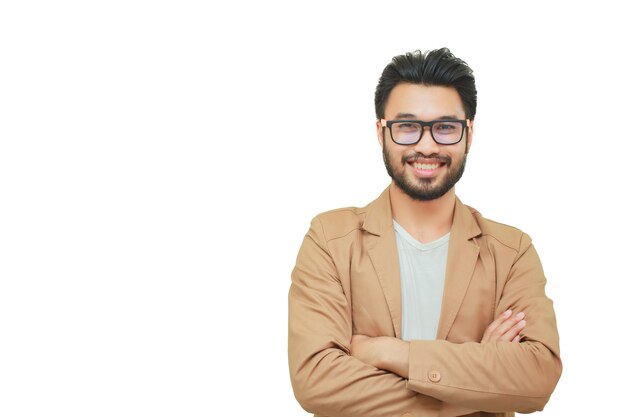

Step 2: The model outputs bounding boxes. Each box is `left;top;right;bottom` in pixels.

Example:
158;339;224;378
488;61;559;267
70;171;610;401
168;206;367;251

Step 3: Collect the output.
414;126;440;154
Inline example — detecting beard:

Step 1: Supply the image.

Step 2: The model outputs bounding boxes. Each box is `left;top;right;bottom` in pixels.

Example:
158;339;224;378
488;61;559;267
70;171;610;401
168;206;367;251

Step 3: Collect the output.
383;139;467;201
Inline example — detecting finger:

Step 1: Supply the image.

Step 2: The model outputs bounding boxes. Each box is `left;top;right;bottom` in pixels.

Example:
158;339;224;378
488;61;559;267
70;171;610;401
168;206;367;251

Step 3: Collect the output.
499;319;526;341
484;311;524;343
482;310;512;342
492;312;525;339
481;309;512;342
512;335;521;343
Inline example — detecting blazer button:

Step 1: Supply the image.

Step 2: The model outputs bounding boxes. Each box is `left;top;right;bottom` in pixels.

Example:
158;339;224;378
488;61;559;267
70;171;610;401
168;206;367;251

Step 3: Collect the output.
428;370;441;383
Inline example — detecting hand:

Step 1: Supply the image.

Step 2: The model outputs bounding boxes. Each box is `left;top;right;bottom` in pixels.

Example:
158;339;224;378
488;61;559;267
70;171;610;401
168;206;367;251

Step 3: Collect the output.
481;309;526;343
350;335;382;368
350;335;409;378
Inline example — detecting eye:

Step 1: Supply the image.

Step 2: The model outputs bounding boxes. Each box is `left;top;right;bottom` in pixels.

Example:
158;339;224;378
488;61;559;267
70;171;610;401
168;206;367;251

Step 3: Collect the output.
395;122;421;131
434;122;461;134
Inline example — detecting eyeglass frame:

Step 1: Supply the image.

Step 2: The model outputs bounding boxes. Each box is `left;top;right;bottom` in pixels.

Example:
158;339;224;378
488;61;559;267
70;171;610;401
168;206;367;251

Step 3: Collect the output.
380;118;471;145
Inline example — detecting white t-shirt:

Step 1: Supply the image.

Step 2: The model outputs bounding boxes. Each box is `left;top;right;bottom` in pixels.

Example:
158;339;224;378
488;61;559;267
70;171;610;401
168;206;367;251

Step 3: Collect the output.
393;220;449;341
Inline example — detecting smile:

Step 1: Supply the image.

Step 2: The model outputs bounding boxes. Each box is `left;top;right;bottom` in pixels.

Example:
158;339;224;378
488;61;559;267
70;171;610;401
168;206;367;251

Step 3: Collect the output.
412;162;441;170
406;158;447;178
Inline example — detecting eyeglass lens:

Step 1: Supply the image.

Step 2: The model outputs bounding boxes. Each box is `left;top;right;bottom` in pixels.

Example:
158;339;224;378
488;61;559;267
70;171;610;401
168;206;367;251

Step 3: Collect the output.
391;121;464;145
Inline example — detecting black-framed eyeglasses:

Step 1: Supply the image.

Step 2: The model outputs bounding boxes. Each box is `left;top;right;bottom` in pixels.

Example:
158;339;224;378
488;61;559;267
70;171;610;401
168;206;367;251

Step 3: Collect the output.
381;119;470;145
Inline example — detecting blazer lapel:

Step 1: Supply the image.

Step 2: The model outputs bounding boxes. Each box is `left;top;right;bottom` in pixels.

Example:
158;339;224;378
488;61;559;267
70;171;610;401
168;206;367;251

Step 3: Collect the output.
363;188;403;338
436;198;481;340
367;231;403;338
362;190;482;341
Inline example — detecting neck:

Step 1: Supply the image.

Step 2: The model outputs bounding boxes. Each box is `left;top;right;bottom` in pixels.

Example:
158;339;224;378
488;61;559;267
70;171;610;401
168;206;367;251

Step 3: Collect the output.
389;182;456;243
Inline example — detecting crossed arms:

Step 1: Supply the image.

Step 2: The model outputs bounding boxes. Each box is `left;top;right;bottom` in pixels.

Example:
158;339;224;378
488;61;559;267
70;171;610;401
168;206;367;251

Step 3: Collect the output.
288;217;562;416
350;308;527;379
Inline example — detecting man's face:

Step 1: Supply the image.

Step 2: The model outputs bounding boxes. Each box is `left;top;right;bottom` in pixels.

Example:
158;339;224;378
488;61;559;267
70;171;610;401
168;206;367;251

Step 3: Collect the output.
377;83;473;201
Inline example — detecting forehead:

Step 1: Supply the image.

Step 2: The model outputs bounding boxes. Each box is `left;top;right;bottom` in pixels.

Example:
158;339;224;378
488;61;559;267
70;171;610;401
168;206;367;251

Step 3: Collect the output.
385;83;465;119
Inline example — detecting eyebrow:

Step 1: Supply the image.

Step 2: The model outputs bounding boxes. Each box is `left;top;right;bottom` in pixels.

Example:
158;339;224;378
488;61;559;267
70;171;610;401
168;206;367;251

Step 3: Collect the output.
392;113;461;120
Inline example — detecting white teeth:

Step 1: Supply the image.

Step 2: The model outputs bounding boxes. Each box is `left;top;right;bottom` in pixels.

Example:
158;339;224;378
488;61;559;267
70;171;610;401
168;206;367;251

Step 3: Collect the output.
413;163;439;170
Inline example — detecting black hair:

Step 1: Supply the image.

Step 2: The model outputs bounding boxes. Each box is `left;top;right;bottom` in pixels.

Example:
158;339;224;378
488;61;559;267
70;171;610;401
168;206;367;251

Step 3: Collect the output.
374;48;477;120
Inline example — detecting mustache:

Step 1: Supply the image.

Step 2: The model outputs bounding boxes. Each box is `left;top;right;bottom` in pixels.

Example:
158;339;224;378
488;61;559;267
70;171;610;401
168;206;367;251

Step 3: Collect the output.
402;152;451;165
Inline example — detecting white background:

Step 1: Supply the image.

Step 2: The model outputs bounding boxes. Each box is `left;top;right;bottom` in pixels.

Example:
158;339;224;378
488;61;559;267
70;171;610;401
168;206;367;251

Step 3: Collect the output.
1;0;624;415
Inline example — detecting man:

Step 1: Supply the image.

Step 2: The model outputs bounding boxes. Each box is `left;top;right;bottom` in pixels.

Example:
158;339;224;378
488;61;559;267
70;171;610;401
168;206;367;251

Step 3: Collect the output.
288;48;561;417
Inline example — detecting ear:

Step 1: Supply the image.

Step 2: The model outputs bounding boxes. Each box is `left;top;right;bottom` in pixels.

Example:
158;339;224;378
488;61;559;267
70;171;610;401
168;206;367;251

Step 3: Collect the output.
465;119;474;154
376;120;384;148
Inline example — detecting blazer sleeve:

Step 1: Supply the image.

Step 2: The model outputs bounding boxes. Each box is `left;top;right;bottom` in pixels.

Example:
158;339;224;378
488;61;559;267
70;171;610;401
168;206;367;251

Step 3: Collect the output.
406;233;562;413
289;217;450;416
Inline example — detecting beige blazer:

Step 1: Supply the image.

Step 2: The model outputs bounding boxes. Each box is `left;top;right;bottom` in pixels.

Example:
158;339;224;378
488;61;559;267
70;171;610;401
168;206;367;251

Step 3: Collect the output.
288;187;561;417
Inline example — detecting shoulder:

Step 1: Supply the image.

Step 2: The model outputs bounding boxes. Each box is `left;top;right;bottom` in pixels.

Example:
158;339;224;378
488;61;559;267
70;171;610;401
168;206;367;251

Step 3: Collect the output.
303;188;390;249
310;205;367;242
465;204;532;253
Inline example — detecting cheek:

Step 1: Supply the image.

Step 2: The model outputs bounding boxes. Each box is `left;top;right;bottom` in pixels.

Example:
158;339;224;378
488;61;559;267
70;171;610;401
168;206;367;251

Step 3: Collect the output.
448;146;466;161
386;147;407;165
